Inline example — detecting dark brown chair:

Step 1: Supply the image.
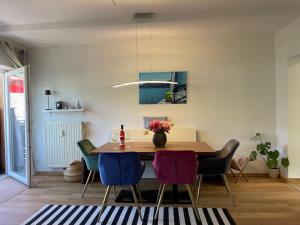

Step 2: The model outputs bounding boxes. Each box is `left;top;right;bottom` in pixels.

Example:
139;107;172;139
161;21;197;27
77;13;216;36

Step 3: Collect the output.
196;139;240;206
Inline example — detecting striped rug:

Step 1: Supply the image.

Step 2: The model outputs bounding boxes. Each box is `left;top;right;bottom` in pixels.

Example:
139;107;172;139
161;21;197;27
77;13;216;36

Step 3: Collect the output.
21;205;236;225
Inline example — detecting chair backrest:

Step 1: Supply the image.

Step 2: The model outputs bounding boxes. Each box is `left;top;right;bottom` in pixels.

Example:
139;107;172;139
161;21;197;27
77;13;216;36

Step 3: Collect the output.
99;152;143;186
77;139;98;171
218;139;240;172
77;139;96;156
153;150;198;184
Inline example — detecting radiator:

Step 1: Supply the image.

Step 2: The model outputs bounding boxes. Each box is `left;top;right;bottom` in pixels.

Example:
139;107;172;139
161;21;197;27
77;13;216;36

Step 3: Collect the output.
45;122;83;168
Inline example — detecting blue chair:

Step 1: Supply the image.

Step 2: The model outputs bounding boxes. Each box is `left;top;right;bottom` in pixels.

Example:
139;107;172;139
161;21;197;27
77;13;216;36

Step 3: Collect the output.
98;152;145;222
77;139;99;198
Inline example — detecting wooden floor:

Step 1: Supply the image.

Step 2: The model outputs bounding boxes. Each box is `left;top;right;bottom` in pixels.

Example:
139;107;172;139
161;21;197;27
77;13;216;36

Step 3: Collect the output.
0;176;299;225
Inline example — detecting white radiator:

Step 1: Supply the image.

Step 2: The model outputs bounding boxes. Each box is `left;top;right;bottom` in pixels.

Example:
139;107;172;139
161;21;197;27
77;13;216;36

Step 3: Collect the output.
45;122;83;168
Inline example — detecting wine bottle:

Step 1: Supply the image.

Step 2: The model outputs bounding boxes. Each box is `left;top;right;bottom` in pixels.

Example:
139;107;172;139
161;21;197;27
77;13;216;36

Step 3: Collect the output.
120;124;125;149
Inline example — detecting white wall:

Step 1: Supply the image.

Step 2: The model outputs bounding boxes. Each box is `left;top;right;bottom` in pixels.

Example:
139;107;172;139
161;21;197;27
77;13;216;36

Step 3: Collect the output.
275;17;300;178
0;49;11;172
288;56;300;178
0;50;11;67
29;24;276;172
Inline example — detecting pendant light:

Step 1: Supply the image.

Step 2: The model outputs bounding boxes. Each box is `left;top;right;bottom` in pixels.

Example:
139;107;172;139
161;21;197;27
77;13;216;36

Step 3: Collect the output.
113;80;178;88
111;1;178;88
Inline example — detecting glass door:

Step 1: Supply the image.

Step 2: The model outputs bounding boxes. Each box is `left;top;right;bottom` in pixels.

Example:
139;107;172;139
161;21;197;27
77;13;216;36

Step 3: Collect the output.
4;67;31;186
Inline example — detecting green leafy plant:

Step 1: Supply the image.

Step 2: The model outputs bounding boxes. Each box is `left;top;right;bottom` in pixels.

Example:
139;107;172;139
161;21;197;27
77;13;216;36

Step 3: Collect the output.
250;133;289;169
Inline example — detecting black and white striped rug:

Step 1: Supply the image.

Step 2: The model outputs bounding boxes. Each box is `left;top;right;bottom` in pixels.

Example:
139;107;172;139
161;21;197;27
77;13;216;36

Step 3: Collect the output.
21;205;236;225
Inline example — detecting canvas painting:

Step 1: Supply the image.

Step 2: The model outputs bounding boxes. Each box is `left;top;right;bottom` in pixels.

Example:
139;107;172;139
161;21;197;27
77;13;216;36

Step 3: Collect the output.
139;71;187;104
143;116;167;128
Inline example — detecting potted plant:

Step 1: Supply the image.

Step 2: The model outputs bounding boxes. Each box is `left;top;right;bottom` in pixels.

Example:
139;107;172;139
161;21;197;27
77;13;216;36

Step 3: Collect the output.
147;120;173;147
250;133;289;178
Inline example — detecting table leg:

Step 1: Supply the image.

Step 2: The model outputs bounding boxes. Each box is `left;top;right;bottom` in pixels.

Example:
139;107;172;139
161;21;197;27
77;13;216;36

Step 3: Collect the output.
172;184;178;203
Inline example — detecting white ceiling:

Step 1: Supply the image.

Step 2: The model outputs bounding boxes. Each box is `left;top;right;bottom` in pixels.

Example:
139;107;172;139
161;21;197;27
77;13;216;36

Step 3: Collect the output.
1;0;300;47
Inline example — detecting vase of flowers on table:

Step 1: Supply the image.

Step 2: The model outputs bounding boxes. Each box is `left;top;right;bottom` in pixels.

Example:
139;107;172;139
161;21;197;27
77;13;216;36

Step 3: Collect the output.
148;120;173;147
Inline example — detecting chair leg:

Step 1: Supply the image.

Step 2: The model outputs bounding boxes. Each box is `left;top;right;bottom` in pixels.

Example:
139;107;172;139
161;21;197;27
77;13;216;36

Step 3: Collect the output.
113;186;117;199
195;174;199;186
222;174;235;207
154;184;166;219
242;172;248;182
91;170;96;185
196;174;203;205
130;185;143;221
156;184;162;204
136;184;143;202
186;184;200;221
230;168;236;177
81;170;93;198
235;164;249;183
237;160;250;183
235;171;243;183
97;185;111;222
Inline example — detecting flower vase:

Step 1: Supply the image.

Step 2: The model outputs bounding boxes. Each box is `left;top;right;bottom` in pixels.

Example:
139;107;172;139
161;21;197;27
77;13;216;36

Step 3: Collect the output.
152;132;167;147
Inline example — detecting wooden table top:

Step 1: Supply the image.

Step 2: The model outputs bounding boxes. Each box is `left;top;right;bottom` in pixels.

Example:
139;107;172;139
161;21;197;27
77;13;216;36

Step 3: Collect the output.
92;141;215;155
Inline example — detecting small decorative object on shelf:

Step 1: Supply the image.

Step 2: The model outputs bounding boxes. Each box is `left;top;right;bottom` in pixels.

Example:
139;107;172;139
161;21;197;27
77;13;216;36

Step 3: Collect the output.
77;100;82;109
56;101;63;110
44;89;52;110
147;120;173;147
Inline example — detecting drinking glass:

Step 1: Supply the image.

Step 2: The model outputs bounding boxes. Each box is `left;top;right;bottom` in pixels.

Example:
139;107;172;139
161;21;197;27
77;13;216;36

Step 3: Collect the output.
125;136;131;149
112;134;119;149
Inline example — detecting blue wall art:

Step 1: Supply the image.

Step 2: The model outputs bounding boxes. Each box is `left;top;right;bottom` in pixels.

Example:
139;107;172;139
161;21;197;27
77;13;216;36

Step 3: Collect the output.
139;71;187;104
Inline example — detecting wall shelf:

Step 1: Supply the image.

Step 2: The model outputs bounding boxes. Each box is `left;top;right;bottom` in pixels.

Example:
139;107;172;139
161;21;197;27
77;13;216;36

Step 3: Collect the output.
42;109;85;113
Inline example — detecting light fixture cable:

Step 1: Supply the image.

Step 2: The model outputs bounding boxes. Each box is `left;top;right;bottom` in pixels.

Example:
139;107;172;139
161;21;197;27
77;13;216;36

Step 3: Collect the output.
136;23;139;77
110;2;178;88
149;21;152;72
111;0;131;22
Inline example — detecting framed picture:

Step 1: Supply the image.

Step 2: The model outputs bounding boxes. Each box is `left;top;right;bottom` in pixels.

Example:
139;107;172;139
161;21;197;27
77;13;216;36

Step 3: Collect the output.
143;116;167;128
139;71;187;104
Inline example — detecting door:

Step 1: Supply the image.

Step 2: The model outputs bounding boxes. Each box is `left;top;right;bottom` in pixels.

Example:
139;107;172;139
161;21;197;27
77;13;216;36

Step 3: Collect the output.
4;67;31;186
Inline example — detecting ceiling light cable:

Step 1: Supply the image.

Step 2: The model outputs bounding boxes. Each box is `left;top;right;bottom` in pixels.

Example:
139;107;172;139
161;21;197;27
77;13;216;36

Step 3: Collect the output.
149;22;152;72
111;4;178;88
111;0;131;22
136;23;139;76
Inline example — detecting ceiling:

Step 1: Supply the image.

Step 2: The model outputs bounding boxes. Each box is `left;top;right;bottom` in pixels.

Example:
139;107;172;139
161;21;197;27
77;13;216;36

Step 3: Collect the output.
1;0;300;48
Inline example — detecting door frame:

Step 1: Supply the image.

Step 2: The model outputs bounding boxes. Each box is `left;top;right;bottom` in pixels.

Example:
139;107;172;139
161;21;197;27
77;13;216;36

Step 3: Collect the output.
3;66;31;186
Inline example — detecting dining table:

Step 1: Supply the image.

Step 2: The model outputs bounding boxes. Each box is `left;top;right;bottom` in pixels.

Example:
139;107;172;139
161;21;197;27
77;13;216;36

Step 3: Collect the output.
92;141;215;154
92;141;216;203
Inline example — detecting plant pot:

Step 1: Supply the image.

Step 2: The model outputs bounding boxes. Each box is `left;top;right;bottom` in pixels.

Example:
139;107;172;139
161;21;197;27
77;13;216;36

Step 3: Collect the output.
268;168;280;179
152;132;167;147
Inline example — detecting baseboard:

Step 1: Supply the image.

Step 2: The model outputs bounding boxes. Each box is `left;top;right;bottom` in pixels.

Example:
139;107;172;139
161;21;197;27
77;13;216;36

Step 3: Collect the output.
230;172;268;177
286;178;300;182
35;171;269;177
34;171;63;176
279;175;288;183
277;175;300;183
244;173;268;177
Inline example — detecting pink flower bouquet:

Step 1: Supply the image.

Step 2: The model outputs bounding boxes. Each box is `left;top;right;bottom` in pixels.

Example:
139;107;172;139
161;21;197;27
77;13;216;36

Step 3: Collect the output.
148;120;173;133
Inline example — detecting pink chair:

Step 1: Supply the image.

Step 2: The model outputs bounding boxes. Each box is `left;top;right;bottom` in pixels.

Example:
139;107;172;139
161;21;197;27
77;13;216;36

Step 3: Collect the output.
152;150;200;220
